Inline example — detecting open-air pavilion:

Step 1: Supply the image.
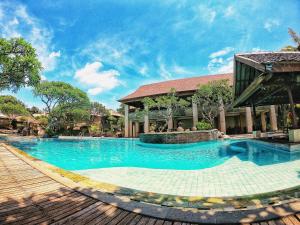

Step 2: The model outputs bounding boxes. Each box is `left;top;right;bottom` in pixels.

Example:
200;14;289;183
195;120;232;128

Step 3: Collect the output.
233;52;300;141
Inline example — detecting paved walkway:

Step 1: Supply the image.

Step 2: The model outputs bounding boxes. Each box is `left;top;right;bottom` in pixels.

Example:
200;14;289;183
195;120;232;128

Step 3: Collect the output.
0;144;300;224
76;156;300;197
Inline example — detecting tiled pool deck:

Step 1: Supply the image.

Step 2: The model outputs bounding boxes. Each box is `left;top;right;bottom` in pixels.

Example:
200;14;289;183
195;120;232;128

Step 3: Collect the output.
75;156;300;197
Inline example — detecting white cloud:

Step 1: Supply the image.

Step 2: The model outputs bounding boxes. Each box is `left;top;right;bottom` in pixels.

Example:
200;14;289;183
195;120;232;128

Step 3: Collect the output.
49;51;61;58
264;19;280;32
138;64;149;76
157;56;172;80
197;5;216;24
172;64;194;75
0;2;59;71
74;61;121;95
224;6;235;17
209;47;234;58
208;47;234;73
41;75;47;81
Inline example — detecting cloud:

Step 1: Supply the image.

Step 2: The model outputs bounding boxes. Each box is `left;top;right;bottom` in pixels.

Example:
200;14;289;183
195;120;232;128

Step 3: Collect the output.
172;64;194;75
224;6;235;17
74;61;121;95
157;56;172;80
197;5;216;24
264;19;280;32
208;47;234;73
209;47;234;58
0;1;59;71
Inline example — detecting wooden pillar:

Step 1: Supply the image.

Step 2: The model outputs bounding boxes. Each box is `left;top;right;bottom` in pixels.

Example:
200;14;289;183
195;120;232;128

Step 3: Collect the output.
135;121;139;137
144;105;149;133
167;108;173;131
192;103;198;127
261;112;267;132
245;107;253;133
124;104;129;137
218;105;226;133
129;120;133;137
269;105;278;131
132;122;136;137
287;87;297;129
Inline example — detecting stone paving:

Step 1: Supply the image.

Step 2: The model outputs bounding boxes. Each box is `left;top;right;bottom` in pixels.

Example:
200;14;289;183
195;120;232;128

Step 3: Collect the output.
75;156;300;197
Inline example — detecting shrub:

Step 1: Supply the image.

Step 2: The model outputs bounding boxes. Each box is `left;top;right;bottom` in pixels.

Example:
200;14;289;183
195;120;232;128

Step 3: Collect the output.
196;121;213;130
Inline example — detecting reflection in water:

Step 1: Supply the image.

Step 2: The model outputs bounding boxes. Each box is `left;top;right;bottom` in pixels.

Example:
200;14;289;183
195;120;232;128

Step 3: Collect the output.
220;141;300;166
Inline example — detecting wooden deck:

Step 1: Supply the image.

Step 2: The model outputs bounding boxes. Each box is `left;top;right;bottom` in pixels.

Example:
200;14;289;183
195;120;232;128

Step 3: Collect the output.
0;146;299;225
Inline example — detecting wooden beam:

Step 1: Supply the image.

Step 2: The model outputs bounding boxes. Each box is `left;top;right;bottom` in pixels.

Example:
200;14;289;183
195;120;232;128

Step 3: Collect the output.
255;85;285;105
235;55;266;72
233;73;267;107
271;62;300;72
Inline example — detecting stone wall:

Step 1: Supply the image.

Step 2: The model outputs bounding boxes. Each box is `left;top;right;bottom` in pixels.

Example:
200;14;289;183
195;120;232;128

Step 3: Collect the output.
139;130;218;144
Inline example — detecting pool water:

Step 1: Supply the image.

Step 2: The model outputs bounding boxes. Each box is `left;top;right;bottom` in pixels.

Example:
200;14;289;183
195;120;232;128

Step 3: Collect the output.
6;137;300;171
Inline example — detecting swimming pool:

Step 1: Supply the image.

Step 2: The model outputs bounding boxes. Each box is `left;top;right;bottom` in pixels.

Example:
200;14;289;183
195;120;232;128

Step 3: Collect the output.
5;137;300;197
6;137;300;170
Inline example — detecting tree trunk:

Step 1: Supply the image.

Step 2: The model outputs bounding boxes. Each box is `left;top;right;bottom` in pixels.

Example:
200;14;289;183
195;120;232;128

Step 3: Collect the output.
287;87;298;129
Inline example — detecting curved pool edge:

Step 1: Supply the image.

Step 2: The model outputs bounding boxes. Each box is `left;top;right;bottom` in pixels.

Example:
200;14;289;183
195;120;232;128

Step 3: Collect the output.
2;142;300;224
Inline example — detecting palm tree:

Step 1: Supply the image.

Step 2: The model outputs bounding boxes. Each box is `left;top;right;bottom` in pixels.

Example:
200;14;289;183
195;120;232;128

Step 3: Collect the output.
282;28;300;51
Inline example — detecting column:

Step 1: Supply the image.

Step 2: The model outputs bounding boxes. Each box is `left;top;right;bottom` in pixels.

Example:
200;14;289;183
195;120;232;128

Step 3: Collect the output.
270;105;278;131
218;105;226;133
129;120;133;137
135;121;139;137
132;122;136;137
168;116;173;131
124;104;129;137
144;105;149;133
192;103;198;127
261;112;267;132
245;107;253;133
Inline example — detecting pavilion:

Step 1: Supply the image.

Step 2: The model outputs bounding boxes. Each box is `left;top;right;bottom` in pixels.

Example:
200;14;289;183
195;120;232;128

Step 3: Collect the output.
233;52;300;141
119;73;278;138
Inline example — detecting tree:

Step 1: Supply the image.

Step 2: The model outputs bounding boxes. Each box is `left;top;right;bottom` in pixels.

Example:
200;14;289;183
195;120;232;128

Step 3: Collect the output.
0;38;42;91
90;102;109;116
117;103;125;115
281;28;300;51
142;88;190;132
192;79;232;127
0;95;29;119
34;81;89;113
34;81;90;135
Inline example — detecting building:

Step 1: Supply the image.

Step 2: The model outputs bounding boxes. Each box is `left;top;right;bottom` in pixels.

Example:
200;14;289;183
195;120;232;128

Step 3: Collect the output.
119;73;278;138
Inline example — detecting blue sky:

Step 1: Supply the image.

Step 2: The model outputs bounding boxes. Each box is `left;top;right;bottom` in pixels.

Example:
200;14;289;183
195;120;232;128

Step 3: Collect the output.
1;0;300;109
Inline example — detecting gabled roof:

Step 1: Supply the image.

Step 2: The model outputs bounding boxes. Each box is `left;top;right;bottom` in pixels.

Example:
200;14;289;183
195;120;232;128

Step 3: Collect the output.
236;52;300;64
120;73;233;102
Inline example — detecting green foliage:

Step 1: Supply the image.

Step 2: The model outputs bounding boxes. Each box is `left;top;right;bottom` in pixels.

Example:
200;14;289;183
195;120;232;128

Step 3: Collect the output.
0;95;29;118
34;81;89;113
35;115;48;128
90;102;109;116
89;124;101;135
192;79;232;126
116;103;125;115
196;121;213;130
34;81;90;135
0;38;42;91
142;88;190;131
282;28;300;51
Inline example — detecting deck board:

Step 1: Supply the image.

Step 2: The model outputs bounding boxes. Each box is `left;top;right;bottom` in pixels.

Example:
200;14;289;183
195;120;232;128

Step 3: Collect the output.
0;144;299;225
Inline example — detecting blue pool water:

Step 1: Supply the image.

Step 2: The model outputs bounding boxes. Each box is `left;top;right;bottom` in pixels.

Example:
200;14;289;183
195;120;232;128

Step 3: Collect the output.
5;137;300;170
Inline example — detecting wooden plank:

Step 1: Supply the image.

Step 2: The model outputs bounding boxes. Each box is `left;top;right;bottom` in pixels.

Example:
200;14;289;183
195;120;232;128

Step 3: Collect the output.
85;206;120;225
114;212;139;225
106;210;130;225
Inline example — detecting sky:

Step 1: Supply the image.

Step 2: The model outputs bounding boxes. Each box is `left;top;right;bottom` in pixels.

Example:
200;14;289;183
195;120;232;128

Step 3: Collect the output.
1;0;300;110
